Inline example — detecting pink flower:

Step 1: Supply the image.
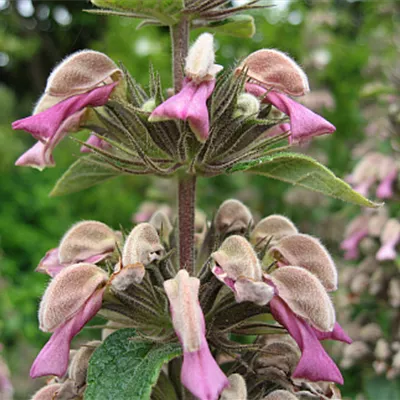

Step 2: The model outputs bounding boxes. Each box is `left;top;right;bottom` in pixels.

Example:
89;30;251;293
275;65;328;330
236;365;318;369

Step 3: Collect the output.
340;215;369;260
376;167;398;200
36;221;120;277
30;264;108;378
164;270;228;400
13;84;116;169
263;267;349;384
245;83;335;143
376;219;400;261
149;33;222;142
236;49;335;143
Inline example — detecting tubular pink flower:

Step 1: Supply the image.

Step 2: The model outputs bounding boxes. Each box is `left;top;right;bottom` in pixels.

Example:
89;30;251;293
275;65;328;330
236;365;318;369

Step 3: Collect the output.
353;177;375;198
149;79;215;142
340;229;368;260
376;168;398;199
15;109;86;170
30;287;105;378
245;83;335;143
164;270;228;400
269;297;344;384
80;133;111;153
12;83;117;142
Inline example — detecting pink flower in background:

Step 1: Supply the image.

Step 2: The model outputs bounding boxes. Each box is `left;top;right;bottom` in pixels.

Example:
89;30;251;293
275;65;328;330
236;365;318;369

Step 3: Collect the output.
340;215;369;260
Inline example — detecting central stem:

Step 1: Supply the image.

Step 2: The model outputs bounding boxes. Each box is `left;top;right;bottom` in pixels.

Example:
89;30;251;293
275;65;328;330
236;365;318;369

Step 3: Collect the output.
171;18;196;274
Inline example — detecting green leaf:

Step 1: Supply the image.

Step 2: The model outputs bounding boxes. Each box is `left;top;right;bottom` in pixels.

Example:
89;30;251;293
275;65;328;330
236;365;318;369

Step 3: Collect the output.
228;152;380;208
50;155;122;196
201;15;256;38
365;376;400;400
85;328;182;400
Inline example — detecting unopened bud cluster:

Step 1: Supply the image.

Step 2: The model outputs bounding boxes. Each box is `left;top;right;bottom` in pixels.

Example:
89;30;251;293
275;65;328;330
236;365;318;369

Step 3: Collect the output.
31;199;350;399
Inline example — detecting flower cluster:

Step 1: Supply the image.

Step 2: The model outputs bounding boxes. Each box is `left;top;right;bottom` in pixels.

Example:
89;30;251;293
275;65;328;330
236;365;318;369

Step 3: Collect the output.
30;199;350;399
13;33;335;178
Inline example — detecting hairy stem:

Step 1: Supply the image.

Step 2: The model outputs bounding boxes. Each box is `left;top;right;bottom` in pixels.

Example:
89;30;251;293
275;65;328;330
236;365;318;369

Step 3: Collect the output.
177;175;196;273
171;18;196;275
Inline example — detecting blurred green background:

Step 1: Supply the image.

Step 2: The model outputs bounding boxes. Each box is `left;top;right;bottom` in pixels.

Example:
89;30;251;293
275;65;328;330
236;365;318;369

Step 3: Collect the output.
0;0;399;398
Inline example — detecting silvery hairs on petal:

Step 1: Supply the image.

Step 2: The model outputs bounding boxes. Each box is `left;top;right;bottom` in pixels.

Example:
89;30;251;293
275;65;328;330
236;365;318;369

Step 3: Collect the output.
250;214;298;250
123;223;164;267
214;199;253;235
110;263;146;290
268;266;336;332
234;277;274;306
185;33;223;83
39;263;108;332
269;233;337;292
220;374;247;400
263;390;298;400
212;235;262;281
236;49;309;97
58;220;118;264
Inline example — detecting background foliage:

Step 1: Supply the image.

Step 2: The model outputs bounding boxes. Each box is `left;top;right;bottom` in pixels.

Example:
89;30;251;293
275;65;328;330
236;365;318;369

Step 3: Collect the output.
0;0;398;398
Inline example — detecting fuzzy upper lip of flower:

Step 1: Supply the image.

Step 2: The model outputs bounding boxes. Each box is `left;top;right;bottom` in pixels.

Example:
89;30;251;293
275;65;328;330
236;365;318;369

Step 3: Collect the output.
164;270;229;400
149;33;223;143
30;263;108;378
236;49;335;143
12;50;122;170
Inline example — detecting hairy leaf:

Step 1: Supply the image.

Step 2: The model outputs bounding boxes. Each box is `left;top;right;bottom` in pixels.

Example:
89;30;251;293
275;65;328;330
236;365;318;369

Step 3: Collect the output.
201;15;256;38
228;152;380;207
85;329;182;400
50;155;122;196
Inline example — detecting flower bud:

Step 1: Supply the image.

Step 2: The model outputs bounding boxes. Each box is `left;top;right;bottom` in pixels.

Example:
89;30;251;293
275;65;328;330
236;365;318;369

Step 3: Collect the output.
141;98;157;113
58;221;118;264
122;223;164;267
69;341;101;388
53;379;78;400
269;234;337;291
236;49;309;97
267;266;335;332
212;236;261;281
30;383;62;400
250;215;298;250
219;374;247;400
185;33;223;83
263;390;298;400
234;93;260;119
39;264;108;332
149;210;173;244
110;262;146;290
214;199;253;235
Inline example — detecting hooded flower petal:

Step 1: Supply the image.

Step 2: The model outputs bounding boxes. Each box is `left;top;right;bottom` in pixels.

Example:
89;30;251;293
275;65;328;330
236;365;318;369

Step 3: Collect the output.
245;83;335;143
164;270;228;400
149;79;215;142
38;263;108;332
12;83;117;142
15;109;86;170
59;220;118;265
269;297;344;384
123;223;164;267
31;383;62;400
214;199;253;235
250;214;298;250
30;287;104;378
236;49;310;97
266;266;335;332
269;234;337;291
36;248;65;278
